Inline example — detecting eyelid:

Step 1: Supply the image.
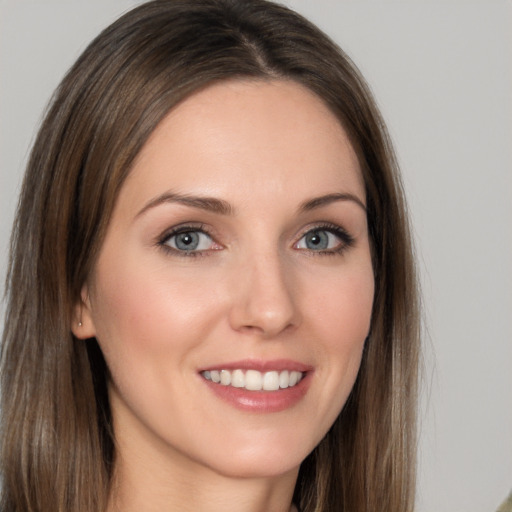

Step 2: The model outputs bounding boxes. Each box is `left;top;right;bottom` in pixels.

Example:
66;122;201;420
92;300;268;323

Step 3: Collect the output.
155;221;354;258
157;223;222;257
294;222;355;253
159;222;209;241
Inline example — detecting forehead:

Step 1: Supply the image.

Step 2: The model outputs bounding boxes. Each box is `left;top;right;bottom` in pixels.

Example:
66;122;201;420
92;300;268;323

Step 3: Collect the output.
123;79;364;210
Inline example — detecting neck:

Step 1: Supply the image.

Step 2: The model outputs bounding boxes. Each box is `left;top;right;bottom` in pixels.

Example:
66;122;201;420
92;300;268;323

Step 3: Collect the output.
109;459;298;512
107;432;298;512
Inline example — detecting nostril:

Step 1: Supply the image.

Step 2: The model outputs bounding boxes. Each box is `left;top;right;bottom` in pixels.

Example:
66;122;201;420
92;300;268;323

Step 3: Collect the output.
227;260;301;336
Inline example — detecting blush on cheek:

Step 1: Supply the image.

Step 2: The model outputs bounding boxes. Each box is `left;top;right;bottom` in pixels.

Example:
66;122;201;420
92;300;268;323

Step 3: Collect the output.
318;286;373;340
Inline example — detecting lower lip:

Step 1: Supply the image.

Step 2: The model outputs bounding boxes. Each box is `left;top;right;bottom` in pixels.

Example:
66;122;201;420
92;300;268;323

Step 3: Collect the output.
202;373;312;413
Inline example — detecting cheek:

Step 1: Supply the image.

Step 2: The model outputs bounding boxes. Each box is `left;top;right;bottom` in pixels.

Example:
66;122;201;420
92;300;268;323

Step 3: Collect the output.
87;259;228;438
89;257;226;368
307;263;374;401
309;263;374;345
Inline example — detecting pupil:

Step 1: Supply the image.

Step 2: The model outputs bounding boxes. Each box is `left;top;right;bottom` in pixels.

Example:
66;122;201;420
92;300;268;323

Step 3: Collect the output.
176;232;199;250
306;230;328;250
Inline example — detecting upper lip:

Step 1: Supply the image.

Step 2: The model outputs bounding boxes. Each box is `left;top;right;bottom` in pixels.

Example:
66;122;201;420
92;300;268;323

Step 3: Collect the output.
198;359;313;373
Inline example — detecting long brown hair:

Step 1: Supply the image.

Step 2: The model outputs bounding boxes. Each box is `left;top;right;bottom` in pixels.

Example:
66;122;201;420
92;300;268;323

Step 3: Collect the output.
1;1;420;511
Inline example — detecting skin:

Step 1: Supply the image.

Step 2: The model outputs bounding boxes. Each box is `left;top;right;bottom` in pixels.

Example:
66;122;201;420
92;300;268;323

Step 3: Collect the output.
74;80;374;512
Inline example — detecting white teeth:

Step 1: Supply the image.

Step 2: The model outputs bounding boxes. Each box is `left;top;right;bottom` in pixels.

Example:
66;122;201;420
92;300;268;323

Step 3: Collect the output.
245;370;262;390
231;369;245;388
202;369;304;391
220;370;231;386
279;370;289;389
263;371;279;391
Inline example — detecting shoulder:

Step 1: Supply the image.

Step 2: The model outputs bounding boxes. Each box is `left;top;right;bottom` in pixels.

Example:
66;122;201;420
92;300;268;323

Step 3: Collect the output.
496;490;512;512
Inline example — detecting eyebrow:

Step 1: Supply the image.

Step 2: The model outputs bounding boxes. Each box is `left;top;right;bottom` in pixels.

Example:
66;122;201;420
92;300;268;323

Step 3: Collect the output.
136;190;366;219
299;193;366;213
136;191;234;218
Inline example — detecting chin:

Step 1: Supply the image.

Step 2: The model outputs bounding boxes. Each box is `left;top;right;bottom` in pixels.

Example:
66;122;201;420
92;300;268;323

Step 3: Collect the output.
206;454;303;480
192;428;320;480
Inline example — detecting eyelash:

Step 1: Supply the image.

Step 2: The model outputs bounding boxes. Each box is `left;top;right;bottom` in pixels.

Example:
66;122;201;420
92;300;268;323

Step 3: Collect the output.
156;222;355;258
296;222;355;256
157;223;216;258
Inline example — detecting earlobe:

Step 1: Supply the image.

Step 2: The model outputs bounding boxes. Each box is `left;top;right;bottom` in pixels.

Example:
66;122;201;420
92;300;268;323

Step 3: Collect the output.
71;286;97;340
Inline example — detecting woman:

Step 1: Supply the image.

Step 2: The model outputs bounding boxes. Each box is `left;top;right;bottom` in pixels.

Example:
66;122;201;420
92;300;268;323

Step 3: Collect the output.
0;1;420;511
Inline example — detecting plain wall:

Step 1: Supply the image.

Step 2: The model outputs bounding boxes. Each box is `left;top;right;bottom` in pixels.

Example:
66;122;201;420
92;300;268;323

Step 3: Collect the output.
1;1;511;511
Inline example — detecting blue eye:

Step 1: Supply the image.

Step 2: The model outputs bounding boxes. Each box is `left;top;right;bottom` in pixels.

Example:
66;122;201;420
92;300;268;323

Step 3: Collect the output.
295;226;352;253
163;229;215;252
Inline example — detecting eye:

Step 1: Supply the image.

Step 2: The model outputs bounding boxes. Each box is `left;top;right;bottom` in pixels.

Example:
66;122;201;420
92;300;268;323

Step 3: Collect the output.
295;225;353;253
160;227;220;254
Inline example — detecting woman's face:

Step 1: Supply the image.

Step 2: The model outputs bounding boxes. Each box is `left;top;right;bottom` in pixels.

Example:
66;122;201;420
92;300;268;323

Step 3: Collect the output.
77;80;374;480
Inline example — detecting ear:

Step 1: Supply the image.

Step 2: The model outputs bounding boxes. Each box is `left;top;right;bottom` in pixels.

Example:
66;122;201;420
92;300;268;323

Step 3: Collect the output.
71;285;97;340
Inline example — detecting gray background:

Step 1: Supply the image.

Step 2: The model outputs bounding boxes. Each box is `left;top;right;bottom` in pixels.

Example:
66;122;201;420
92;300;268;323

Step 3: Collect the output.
1;1;511;510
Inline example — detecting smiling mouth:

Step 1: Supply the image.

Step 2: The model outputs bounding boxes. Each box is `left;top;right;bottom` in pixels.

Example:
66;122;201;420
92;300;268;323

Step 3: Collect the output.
201;369;304;391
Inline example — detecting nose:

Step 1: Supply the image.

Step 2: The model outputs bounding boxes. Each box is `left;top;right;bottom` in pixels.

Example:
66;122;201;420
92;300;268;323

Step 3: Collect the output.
228;251;301;338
